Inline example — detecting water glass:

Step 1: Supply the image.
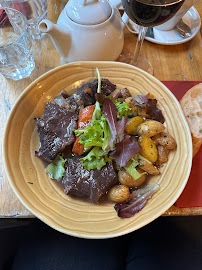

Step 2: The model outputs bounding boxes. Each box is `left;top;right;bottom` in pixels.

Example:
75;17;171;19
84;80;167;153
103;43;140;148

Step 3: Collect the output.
0;0;47;39
0;8;35;80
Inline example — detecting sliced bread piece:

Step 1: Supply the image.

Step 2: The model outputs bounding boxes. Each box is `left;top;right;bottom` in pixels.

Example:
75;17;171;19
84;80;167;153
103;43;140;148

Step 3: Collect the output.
180;83;202;157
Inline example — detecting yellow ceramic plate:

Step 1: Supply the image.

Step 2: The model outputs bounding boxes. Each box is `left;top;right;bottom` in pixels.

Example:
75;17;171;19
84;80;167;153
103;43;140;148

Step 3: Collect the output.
3;62;192;239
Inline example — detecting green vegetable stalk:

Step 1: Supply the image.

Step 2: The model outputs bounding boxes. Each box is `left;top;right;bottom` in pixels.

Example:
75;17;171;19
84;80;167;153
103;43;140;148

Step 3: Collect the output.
92;67;102;121
125;159;146;180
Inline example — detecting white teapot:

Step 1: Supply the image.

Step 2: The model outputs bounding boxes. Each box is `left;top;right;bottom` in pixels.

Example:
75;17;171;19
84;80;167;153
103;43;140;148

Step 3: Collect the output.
39;0;128;63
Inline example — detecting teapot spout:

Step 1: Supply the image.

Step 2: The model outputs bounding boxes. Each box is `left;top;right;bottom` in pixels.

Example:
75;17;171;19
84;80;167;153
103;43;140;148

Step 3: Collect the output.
39;19;71;59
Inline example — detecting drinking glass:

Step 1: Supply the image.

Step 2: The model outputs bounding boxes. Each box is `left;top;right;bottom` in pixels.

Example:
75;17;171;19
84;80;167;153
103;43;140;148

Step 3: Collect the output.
121;0;186;74
0;8;35;80
155;0;196;31
0;0;47;39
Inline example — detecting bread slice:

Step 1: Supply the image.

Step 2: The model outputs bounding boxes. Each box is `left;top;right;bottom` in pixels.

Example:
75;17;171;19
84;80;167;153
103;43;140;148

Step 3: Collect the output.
180;83;202;157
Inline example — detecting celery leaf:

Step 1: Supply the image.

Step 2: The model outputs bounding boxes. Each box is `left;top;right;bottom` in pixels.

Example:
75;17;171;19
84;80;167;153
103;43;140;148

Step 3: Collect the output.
114;99;131;120
81;147;111;170
45;155;65;181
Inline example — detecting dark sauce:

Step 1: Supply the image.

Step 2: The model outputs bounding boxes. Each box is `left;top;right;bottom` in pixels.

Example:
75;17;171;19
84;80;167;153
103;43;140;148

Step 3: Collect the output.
121;0;185;27
52;171;152;205
43;143;153;205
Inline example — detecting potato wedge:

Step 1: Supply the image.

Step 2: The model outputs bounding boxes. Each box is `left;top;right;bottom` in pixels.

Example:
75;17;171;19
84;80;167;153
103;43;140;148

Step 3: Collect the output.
118;168;147;188
155;132;177;150
125;116;144;135
137;120;165;137
137;106;150;118
136;167;148;186
146;93;155;99
138;136;158;163
152;133;161;145
108;185;130;203
157;145;170;166
139;159;160;175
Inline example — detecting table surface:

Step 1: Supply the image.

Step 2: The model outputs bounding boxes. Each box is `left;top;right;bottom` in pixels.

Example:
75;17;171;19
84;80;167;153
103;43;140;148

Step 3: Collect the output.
0;0;202;218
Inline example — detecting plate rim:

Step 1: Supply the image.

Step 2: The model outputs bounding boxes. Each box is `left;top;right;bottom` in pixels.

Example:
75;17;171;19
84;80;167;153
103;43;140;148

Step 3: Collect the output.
3;61;193;239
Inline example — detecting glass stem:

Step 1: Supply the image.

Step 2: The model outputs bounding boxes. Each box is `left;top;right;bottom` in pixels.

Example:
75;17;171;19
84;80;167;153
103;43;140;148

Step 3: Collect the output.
132;26;148;64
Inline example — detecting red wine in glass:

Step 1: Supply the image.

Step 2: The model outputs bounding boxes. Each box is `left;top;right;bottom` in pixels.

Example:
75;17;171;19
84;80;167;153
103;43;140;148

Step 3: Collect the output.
121;0;185;74
122;0;185;27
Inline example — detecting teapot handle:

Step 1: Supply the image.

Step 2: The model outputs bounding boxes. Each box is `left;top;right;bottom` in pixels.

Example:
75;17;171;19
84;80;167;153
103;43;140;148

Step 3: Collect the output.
121;12;139;34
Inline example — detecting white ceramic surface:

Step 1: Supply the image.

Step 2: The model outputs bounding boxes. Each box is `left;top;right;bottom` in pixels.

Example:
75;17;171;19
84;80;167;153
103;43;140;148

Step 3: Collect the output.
65;0;112;25
155;0;196;31
39;0;127;63
130;7;201;45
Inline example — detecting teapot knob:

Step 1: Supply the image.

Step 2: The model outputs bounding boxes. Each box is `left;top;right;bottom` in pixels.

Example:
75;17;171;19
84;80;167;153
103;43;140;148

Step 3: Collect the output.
78;0;97;6
65;0;112;25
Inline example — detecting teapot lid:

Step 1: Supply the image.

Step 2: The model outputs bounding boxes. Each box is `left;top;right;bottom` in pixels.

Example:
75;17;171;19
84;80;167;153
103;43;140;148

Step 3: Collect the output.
65;0;112;25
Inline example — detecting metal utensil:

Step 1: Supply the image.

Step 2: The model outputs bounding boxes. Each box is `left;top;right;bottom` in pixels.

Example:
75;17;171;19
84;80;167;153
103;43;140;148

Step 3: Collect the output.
175;19;192;38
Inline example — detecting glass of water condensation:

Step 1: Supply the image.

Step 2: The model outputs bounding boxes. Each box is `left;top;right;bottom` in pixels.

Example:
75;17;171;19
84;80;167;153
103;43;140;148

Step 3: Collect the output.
0;0;47;39
0;8;35;80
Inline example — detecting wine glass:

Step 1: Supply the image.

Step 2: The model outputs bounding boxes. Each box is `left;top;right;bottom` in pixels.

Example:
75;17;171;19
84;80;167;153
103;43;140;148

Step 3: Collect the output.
121;0;186;74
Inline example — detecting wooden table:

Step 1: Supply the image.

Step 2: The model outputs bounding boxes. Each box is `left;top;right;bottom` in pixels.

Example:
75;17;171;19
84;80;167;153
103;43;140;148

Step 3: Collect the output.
0;0;202;218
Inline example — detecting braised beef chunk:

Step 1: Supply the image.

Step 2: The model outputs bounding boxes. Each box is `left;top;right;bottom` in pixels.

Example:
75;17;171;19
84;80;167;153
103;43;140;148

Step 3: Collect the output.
76;78;116;106
100;78;117;95
119;88;131;99
35;102;78;163
35;129;67;163
62;157;118;203
53;78;116;113
35;78;115;162
53;95;70;109
53;93;84;113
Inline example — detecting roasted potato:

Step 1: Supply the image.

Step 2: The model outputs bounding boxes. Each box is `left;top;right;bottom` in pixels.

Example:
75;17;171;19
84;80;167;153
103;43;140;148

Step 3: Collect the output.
152;133;161;145
146;93;155;99
137;106;150;118
139;159;160;175
137;120;165;137
138;135;158;163
135;167;148;186
157;145;170;166
118;168;147;188
125;116;144;135
108;185;130;203
155;132;177;150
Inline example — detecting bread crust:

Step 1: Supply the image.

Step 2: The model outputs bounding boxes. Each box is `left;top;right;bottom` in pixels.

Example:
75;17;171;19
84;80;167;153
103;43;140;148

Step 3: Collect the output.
180;83;202;157
192;136;202;157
